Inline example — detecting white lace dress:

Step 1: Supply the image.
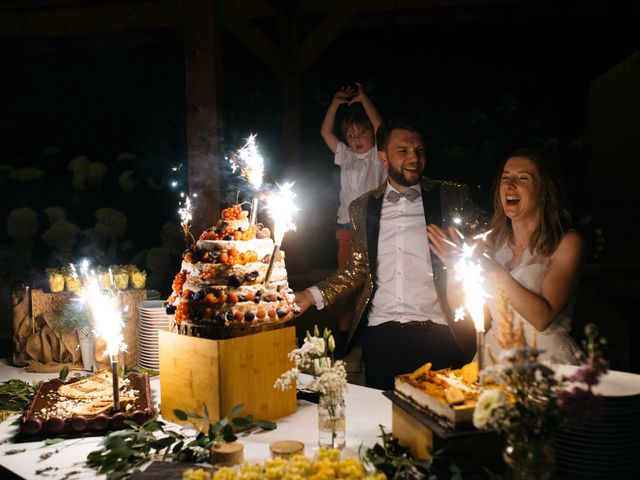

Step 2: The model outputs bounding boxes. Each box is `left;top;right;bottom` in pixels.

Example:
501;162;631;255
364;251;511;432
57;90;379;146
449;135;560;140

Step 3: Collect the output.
483;246;582;365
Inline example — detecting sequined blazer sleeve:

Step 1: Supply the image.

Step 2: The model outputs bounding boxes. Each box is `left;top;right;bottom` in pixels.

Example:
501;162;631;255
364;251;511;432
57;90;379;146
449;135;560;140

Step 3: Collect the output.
315;195;370;308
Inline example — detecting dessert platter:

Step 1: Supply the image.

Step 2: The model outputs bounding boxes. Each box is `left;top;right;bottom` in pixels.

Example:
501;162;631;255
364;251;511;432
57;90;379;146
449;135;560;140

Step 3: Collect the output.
392;361;482;429
19;371;153;439
165;204;300;339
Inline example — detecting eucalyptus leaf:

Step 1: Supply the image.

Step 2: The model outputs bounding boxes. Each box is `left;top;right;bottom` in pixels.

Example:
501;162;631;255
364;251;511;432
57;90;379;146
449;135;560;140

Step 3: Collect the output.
255;419;277;430
229;403;245;417
173;409;188;421
122;420;139;429
44;438;64;446
222;433;238;442
172;440;184;454
59;366;70;381
232;417;252;427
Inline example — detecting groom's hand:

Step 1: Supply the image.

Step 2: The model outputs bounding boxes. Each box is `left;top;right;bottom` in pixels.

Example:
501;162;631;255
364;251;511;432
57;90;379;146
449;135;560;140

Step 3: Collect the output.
293;290;315;315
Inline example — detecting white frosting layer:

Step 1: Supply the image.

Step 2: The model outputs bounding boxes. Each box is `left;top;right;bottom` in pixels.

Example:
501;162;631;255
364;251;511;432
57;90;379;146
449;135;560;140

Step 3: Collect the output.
181;261;287;284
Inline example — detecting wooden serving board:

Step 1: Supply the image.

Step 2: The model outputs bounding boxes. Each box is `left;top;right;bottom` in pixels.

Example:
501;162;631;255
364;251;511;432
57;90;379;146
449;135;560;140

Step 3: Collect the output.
384;390;502;467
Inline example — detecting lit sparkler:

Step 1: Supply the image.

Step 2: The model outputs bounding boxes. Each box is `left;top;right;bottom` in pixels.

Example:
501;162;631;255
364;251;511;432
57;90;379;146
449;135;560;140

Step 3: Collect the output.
264;182;299;285
454;242;489;371
178;194;195;247
230;134;264;225
72;262;128;412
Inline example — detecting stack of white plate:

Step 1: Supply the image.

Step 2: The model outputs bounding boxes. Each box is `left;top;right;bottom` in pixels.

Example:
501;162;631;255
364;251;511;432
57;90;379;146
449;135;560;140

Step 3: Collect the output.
554;365;640;477
137;300;172;370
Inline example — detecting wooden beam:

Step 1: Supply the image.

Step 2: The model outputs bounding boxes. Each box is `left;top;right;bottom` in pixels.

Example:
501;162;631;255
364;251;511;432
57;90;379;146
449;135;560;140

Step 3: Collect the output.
183;0;223;233
224;19;281;74
0;0;183;40
298;13;354;73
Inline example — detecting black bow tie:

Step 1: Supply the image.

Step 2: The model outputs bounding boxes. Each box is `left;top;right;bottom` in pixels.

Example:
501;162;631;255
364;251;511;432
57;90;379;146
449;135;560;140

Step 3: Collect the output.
386;188;420;204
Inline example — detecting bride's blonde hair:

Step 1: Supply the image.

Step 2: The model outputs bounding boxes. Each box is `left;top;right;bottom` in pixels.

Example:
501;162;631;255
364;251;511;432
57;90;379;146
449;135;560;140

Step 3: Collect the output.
488;148;572;257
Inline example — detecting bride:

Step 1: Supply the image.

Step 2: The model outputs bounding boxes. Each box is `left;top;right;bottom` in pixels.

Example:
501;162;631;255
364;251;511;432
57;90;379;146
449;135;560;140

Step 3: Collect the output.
428;149;584;364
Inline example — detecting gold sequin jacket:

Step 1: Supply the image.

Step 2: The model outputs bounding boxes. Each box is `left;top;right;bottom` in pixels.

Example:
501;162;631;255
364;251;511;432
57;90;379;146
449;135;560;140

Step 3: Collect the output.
316;178;487;361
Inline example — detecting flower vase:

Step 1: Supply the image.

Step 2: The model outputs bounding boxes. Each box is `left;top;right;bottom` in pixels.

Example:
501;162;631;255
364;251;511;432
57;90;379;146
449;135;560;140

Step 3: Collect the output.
503;437;555;480
77;330;95;372
317;393;346;450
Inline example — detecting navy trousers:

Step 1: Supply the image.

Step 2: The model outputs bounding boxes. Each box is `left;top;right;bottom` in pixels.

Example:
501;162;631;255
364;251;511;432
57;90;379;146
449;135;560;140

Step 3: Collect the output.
361;321;465;390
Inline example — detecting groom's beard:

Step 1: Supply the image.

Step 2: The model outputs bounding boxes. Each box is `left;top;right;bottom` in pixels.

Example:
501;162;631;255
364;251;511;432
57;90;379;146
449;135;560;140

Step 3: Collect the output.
388;162;423;187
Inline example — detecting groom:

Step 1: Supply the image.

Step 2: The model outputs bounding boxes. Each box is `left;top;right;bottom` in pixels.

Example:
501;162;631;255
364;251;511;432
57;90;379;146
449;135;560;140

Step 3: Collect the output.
295;118;486;390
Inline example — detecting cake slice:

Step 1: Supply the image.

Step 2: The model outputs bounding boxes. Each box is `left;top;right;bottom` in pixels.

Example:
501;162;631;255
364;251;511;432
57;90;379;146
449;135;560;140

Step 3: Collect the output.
58;371;114;399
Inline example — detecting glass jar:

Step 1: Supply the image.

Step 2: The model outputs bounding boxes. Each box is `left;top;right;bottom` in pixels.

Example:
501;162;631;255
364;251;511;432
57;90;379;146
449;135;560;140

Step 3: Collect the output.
317;393;346;450
503;437;555;480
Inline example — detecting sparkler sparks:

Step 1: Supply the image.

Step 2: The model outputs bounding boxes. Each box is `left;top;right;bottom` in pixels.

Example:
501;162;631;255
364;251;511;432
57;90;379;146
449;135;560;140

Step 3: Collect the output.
454;239;489;371
230;134;265;224
178;194;195;247
230;134;264;190
71;261;128;411
267;182;299;245
263;182;299;285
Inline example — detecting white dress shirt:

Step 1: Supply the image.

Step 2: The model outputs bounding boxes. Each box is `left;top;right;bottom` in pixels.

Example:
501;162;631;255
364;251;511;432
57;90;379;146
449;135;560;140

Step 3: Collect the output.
335;142;386;225
309;182;447;327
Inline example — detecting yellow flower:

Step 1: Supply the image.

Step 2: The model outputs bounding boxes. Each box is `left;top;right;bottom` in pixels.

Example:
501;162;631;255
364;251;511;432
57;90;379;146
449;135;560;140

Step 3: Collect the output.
183;467;213;480
212;467;238;480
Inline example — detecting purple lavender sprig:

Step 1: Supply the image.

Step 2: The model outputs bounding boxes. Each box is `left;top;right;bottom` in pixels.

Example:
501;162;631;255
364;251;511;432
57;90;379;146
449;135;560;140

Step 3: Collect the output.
556;324;609;424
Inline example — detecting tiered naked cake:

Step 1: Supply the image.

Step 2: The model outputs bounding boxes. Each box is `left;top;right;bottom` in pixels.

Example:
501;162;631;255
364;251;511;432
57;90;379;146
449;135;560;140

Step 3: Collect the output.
159;203;298;424
165;204;299;338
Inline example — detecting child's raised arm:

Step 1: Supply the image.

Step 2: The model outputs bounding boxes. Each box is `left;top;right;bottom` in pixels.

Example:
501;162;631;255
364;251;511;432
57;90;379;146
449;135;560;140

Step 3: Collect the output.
350;82;382;133
320;86;355;154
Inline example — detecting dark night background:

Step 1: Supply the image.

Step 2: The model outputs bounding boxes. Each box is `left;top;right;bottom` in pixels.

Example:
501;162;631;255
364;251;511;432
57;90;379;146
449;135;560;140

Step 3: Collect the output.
0;1;638;369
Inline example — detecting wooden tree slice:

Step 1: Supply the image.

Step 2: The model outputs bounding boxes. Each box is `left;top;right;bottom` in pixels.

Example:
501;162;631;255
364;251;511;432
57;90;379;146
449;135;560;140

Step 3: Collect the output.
269;440;305;459
210;441;244;465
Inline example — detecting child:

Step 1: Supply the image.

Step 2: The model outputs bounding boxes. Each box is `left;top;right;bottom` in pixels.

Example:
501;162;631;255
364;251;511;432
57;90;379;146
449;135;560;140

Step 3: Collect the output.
320;83;386;353
320;83;386;268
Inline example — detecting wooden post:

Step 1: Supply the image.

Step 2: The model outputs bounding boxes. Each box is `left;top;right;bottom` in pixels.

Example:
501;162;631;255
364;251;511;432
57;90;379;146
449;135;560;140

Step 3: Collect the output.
183;0;223;234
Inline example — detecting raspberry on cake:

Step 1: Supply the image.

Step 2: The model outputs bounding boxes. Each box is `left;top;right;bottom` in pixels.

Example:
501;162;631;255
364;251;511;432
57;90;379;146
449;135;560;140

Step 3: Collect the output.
165;204;300;338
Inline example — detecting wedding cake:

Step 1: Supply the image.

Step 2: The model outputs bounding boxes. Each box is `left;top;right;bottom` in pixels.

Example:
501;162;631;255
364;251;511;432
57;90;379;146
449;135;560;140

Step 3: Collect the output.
165;204;299;338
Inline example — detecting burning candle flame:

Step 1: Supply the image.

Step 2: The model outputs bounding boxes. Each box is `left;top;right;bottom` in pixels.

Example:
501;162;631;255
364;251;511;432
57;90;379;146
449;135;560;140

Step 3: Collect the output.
267;182;299;245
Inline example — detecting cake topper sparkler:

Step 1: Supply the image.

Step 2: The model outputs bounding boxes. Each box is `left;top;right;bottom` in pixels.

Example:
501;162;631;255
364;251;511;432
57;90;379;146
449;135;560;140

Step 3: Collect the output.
230;134;265;225
178;193;196;247
263;182;299;285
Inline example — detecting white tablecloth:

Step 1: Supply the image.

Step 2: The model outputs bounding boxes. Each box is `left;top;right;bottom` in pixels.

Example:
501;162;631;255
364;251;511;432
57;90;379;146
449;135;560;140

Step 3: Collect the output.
0;359;391;479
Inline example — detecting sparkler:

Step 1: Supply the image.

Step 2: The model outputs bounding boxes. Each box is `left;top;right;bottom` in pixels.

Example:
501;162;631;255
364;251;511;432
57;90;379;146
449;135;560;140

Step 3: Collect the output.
178;194;195;247
72;262;127;412
230;134;264;225
264;182;299;285
454;242;489;371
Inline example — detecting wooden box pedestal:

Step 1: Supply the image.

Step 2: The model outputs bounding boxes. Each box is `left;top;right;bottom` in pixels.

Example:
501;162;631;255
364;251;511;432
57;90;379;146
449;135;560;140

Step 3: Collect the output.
385;392;502;469
159;327;297;425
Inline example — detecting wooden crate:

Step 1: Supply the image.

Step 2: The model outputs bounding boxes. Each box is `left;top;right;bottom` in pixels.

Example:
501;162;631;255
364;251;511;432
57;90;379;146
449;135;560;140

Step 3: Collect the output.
11;287;146;369
386;392;502;468
159;327;297;425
